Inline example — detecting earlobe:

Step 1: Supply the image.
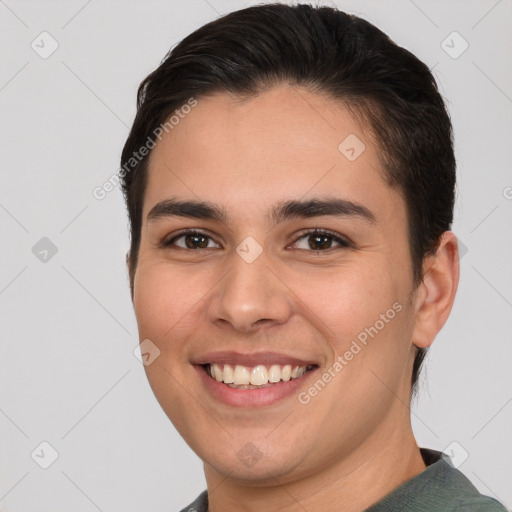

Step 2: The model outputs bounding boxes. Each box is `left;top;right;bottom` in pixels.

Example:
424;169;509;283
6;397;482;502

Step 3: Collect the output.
412;231;460;349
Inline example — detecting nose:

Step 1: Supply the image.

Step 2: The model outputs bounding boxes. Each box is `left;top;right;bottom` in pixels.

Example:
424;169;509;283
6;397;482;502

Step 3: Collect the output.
207;248;293;334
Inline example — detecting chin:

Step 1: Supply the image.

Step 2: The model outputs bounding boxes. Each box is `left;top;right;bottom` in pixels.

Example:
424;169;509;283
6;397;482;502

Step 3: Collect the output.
198;436;313;485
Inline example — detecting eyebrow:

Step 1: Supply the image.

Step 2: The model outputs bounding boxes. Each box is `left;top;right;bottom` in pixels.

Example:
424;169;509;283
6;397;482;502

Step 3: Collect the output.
147;197;376;225
147;198;228;223
271;197;376;225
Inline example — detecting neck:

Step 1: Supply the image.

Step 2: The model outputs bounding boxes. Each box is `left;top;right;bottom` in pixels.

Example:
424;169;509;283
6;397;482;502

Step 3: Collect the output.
204;416;426;512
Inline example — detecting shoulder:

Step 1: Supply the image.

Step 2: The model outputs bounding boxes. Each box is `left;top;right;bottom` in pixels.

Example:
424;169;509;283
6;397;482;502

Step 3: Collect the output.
440;462;508;511
366;448;508;512
453;495;509;512
177;490;208;512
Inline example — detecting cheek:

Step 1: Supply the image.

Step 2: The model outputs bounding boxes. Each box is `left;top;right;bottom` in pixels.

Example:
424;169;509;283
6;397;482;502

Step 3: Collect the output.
291;261;401;341
133;268;171;341
132;264;207;436
133;262;206;341
290;258;413;394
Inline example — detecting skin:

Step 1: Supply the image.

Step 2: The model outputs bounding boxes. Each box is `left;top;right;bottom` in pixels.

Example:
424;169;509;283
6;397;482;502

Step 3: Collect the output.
131;84;459;512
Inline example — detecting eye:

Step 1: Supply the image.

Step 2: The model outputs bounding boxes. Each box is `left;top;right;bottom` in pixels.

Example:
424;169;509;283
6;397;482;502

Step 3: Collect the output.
163;229;220;250
291;229;352;251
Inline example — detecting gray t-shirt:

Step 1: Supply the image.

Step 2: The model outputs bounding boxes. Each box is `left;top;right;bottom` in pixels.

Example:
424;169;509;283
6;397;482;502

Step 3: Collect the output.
178;449;507;512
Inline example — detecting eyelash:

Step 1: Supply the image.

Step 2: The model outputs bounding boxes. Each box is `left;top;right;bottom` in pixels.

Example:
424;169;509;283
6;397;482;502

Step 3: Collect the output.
162;228;353;252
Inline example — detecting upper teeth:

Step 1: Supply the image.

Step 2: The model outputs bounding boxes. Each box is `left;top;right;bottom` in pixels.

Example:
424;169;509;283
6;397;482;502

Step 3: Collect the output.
208;363;309;386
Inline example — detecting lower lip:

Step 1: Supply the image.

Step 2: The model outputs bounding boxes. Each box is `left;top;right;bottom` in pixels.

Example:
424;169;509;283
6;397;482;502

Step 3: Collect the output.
195;365;316;408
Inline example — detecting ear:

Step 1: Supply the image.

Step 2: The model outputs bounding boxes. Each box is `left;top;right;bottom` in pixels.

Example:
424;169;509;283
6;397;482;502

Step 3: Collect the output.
411;231;460;349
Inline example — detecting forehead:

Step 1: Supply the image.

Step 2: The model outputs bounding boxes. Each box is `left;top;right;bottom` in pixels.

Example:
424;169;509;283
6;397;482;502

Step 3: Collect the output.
143;85;401;223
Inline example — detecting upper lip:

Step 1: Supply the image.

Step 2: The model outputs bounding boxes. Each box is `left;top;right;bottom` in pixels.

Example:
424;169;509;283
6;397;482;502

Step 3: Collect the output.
191;351;319;368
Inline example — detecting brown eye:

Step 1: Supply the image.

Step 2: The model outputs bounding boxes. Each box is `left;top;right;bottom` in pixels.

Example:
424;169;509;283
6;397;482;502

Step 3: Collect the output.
292;229;351;251
308;233;334;250
183;233;209;249
164;230;219;250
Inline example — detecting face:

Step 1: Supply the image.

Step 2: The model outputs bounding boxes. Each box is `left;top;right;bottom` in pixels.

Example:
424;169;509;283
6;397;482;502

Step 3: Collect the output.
132;85;420;485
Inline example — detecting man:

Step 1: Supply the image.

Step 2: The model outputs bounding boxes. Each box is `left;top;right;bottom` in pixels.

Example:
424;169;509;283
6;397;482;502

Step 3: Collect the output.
120;4;507;511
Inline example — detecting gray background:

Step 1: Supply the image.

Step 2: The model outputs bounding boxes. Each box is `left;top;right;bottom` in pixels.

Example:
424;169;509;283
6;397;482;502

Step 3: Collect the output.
1;0;511;510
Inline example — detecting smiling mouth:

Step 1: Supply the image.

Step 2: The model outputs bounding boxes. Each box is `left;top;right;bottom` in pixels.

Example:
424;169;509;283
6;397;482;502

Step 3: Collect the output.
202;363;316;389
